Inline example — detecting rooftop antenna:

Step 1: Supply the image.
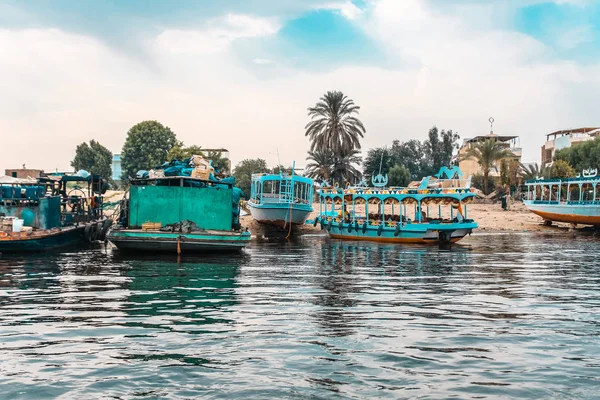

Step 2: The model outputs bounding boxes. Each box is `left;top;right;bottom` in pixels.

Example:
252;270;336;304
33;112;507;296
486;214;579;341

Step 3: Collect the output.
489;117;495;135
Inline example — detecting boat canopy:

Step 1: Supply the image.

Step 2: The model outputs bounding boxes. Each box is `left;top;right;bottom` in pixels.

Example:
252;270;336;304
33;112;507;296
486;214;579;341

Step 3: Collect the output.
250;173;314;206
524;169;600;204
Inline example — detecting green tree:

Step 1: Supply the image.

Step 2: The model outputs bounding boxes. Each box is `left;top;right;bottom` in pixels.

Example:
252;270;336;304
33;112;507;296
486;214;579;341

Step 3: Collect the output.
388;164;411;187
233;158;269;199
363;147;395;179
391;139;427;179
305;90;366;155
461;139;514;194
440;129;460;166
121;121;178;182
306;149;335;181
272;165;293;175
423;127;460;175
555;137;600;172
471;173;498;195
203;150;231;177
71;140;113;179
550;160;576;179
425;126;442;173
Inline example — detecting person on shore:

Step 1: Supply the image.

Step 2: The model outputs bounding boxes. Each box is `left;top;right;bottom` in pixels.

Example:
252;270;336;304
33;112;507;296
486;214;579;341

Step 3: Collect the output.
501;189;510;211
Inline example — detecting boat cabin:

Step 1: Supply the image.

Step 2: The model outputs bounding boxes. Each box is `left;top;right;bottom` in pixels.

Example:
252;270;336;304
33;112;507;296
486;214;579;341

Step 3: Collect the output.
249;173;313;207
0;173;104;230
524;170;600;205
318;170;475;226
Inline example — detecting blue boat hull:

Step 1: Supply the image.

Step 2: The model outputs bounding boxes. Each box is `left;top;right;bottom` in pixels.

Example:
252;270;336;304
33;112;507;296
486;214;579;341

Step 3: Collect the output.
319;219;477;244
0;226;86;252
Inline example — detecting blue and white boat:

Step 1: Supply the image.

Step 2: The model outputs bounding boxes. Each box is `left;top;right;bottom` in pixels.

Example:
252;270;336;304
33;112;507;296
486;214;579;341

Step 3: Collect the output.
523;168;600;227
248;169;314;229
312;167;478;245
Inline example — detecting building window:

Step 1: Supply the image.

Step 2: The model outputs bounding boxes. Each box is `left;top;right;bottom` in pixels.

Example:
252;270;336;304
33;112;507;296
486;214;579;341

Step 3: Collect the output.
11;172;17;178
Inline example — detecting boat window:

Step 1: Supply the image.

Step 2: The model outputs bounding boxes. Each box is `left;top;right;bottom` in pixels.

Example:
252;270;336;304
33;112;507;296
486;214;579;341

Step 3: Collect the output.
582;183;594;202
567;184;579;202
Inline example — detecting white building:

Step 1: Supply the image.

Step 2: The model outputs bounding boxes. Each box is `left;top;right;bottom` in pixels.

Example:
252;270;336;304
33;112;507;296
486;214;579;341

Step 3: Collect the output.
541;127;600;166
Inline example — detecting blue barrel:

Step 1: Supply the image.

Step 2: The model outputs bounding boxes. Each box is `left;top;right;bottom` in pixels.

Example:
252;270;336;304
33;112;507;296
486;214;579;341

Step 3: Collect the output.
1;186;13;199
21;209;35;227
26;187;37;200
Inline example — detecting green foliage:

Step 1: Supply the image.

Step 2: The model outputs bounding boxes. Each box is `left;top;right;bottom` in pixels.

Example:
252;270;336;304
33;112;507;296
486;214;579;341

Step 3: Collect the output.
167;142;203;161
331;149;362;185
305;90;366;155
71;140;113;180
391;139;427;178
550;160;576;179
388;164;411;187
306;148;361;185
121;121;178;182
471;173;498;195
500;159;522;189
203;150;230;177
306;149;335;181
554;137;600;172
362;127;460;181
273;165;293;175
363;147;395;179
440;129;460;167
233;158;269;199
520;162;550;181
462;139;514;194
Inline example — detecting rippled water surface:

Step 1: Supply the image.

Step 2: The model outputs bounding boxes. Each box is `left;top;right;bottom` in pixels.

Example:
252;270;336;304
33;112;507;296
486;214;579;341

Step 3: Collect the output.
1;234;600;399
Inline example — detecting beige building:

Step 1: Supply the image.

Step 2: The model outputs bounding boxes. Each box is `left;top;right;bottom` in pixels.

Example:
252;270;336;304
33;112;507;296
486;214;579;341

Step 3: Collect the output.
541;127;600;166
458;132;521;177
4;166;44;179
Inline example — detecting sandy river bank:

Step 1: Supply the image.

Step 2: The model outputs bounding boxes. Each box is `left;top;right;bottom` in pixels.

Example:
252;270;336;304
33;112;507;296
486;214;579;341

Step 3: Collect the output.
241;201;578;236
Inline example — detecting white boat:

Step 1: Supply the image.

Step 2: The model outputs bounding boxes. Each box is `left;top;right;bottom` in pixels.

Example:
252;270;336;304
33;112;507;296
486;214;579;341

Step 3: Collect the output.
248;171;314;229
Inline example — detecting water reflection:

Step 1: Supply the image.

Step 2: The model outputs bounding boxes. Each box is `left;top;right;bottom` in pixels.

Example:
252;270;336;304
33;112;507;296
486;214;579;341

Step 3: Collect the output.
119;253;240;332
1;235;600;398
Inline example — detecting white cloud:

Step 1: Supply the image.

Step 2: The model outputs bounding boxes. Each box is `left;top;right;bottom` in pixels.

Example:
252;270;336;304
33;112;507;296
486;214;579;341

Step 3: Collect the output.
252;58;273;65
155;14;280;55
1;2;600;174
318;2;364;20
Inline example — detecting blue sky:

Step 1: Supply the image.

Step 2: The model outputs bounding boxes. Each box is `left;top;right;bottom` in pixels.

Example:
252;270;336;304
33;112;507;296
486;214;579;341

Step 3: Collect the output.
1;0;600;171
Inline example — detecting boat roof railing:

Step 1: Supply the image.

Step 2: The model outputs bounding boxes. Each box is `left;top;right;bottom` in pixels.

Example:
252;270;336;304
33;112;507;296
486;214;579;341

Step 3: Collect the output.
526;168;600;185
130;176;234;188
525;176;600;185
251;173;313;184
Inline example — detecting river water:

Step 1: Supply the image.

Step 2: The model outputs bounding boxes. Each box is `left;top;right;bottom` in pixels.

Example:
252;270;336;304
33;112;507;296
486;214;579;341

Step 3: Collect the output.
1;233;599;399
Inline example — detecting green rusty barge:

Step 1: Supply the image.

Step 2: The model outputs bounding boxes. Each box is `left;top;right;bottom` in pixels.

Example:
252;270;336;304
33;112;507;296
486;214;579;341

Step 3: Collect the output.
107;176;250;253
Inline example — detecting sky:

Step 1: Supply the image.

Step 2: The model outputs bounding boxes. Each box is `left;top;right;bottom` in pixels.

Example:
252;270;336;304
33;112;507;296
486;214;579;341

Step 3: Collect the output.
1;0;600;173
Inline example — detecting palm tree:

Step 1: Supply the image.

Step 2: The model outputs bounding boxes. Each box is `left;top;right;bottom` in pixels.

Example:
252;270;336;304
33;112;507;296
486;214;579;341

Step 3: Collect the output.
306;149;335;181
305;91;366;155
462;139;514;194
520;162;549;181
305;148;362;185
331;148;362;185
